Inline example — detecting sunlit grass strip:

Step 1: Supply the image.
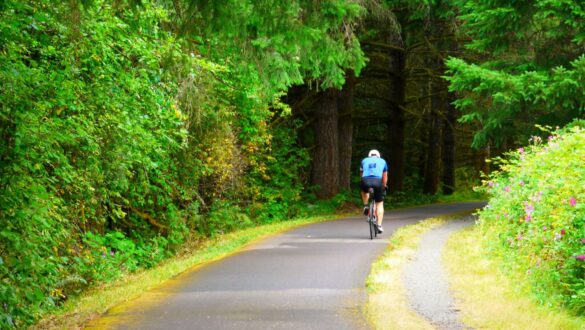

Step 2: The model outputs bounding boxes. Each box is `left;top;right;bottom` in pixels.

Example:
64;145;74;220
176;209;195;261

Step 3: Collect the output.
444;226;585;330
366;215;458;330
33;214;341;330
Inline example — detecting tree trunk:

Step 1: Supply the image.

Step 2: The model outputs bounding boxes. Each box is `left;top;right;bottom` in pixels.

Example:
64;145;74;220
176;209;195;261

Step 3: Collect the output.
442;91;456;195
423;71;442;195
338;73;355;191
388;50;406;192
311;88;339;199
423;110;441;194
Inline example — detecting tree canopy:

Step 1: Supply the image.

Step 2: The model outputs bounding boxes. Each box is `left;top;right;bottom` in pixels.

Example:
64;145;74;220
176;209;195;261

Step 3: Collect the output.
446;0;585;147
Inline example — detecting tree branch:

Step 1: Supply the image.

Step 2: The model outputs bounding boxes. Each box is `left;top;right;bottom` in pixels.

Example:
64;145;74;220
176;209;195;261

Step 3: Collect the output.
362;40;405;53
128;206;169;231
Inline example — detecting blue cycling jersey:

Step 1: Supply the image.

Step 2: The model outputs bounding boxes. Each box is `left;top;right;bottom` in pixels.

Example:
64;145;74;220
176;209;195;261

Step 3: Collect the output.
360;157;388;178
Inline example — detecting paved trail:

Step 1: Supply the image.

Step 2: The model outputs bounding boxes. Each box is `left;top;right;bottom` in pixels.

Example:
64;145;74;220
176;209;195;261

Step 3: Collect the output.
87;202;484;330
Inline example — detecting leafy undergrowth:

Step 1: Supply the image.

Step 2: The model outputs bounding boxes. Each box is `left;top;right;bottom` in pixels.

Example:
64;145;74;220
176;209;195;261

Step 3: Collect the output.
478;123;585;315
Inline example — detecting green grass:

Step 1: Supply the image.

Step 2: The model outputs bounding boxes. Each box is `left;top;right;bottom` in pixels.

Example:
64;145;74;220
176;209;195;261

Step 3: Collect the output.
32;213;345;329
443;225;585;330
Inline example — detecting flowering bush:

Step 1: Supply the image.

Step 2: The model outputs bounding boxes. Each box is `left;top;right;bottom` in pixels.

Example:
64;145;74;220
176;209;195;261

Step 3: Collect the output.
478;123;585;314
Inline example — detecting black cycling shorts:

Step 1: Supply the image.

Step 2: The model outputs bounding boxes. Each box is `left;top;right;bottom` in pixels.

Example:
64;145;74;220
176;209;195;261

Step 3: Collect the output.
360;177;385;203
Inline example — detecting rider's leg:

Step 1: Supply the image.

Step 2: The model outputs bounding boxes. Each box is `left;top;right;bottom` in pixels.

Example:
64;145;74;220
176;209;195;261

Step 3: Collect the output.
375;201;384;226
361;191;369;205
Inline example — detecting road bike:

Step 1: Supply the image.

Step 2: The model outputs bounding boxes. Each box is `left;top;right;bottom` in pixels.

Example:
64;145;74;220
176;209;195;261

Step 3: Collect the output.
367;188;378;239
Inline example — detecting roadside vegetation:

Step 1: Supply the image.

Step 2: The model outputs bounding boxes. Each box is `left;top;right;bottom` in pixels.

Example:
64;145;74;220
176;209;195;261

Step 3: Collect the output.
474;124;585;316
370;194;584;330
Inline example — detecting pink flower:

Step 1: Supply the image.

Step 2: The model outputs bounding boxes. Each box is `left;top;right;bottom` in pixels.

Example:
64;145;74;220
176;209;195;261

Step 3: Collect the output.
505;186;511;193
576;255;585;260
531;192;543;202
524;202;534;215
517;234;523;241
488;181;494;188
519;147;525;154
519;180;525;186
561;228;566;236
581;238;585;244
524;202;534;223
569;197;577;207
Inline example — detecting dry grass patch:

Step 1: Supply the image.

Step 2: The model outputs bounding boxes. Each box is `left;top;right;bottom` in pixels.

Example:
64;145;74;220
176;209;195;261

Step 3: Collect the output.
444;227;585;330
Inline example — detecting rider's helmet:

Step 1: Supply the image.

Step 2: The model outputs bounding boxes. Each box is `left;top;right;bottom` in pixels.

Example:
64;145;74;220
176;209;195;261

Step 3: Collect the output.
368;149;380;157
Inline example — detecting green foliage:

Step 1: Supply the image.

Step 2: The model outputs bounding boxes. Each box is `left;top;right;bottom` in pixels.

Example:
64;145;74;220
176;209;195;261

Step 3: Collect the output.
179;0;367;92
478;124;585;314
446;0;585;148
0;1;189;326
0;0;369;327
246;118;311;223
447;56;585;147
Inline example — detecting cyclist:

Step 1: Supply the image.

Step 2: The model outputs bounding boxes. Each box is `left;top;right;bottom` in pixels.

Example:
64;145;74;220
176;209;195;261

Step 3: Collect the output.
360;149;388;233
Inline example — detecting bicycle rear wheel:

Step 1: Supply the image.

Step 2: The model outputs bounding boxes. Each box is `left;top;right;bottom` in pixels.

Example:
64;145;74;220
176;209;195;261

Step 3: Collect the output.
368;199;376;239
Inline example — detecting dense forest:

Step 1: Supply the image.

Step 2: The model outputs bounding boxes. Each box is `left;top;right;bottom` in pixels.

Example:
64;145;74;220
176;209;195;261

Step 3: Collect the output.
0;0;583;327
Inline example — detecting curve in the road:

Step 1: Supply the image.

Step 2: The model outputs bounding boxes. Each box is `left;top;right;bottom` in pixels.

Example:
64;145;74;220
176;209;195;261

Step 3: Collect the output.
86;202;485;330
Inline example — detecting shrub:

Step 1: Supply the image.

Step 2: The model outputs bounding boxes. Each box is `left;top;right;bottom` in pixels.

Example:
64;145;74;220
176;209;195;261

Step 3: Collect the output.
0;1;312;327
478;123;585;314
1;2;190;326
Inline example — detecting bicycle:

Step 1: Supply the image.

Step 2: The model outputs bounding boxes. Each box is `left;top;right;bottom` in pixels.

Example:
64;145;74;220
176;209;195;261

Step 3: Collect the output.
367;187;378;239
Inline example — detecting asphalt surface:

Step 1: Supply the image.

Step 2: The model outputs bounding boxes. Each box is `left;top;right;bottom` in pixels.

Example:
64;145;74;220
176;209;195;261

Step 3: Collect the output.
87;202;485;330
403;216;476;329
